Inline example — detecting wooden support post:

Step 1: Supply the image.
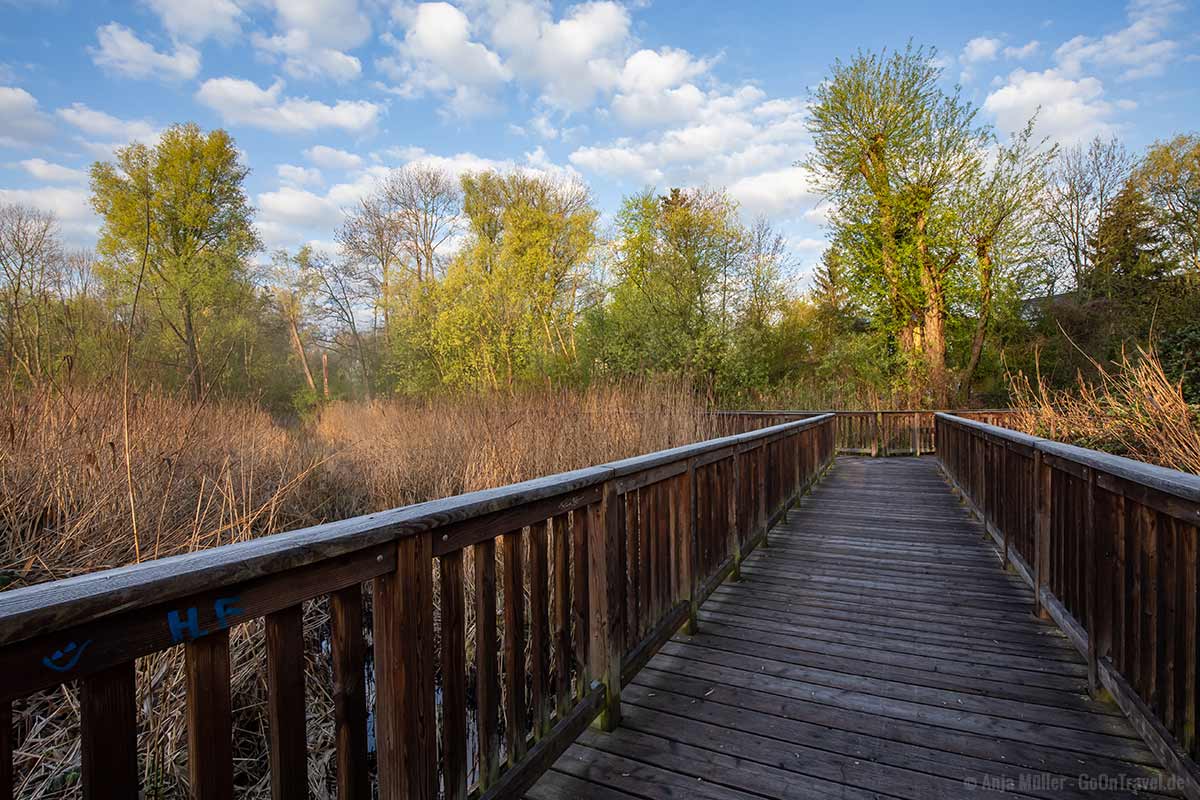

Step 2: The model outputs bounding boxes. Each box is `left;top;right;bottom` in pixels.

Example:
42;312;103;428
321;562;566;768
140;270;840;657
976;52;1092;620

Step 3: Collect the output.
501;530;528;763
683;463;698;634
81;661;139;798
757;446;768;547
588;481;624;731
727;456;741;581
330;586;369;800
439;552;468;800
374;535;436;800
474;539;499;788
265;605;308;799
913;413;920;457
1085;467;1099;696
1035;449;1051;619
186;630;233;800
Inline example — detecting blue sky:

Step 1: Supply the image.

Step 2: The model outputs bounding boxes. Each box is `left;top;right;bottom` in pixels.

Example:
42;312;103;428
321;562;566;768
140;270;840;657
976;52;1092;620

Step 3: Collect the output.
2;0;1198;280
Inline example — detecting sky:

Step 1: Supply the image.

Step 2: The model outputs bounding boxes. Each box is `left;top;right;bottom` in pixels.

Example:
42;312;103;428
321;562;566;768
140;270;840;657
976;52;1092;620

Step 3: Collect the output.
1;0;1198;281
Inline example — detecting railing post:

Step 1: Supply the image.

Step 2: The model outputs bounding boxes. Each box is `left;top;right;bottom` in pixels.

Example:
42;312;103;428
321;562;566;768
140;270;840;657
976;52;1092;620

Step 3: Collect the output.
913;413;920;457
682;461;698;634
728;455;741;581
1085;466;1099;696
374;534;437;800
1034;448;1051;620
589;480;624;731
757;445;768;547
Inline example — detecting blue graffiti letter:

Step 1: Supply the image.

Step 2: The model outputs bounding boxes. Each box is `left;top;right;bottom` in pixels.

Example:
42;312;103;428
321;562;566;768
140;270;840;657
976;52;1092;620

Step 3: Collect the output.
167;606;203;642
214;596;243;629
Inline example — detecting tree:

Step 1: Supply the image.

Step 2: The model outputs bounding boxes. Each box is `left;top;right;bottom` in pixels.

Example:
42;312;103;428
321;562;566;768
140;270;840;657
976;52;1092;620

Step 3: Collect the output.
268;250;319;396
0;204;63;382
956;121;1056;399
337;191;403;330
1135;134;1200;274
383;164;461;283
1042;136;1132;292
806;44;941;360
90;122;260;401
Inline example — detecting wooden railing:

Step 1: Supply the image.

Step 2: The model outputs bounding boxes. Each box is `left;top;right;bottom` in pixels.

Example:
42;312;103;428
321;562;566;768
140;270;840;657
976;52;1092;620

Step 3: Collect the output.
0;414;836;800
936;413;1200;796
715;409;1016;455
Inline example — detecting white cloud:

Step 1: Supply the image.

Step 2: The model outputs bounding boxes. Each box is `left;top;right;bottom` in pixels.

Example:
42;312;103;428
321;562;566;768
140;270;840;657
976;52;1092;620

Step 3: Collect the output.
19;158;86;182
488;0;632;112
272;0;371;50
277;163;323;186
962;36;1002;64
0;86;55;147
1004;40;1040;59
0;186;98;242
258;185;339;228
754;98;804;117
57;103;157;141
252;31;362;83
144;0;242;42
90;23;200;82
1054;0;1182;80
984;68;1117;143
195;77;381;133
611;48;712;127
379;3;510;118
305;144;363;169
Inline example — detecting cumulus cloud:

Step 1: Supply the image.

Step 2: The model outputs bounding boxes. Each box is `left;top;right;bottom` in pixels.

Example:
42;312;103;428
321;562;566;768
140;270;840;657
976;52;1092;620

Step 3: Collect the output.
1004;40;1040;59
962;37;1002;64
379;3;510;118
90;23;200;82
0;86;55;147
252;31;362;83
0;186;98;242
305;145;363;169
19;158;86;183
195;77;381;133
144;0;242;42
56;103;161;156
610;48;713;127
272;0;372;51
277;164;323;187
1055;0;1182;79
984;68;1117;143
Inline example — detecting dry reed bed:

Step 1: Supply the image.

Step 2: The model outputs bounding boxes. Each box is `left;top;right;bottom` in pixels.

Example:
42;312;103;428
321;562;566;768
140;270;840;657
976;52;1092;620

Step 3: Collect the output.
1;380;717;798
1008;347;1200;475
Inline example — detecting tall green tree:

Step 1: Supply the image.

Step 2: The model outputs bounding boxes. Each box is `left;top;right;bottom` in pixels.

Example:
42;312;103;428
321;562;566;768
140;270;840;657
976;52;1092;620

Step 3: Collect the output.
90;123;260;400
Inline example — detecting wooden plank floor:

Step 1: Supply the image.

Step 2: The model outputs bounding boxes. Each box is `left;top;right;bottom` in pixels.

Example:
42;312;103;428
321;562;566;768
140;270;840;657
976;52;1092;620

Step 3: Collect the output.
528;456;1182;800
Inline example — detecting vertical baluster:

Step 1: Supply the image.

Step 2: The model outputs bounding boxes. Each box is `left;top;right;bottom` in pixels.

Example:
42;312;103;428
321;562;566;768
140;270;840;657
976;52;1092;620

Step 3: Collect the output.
474;538;500;788
529;521;550;739
570;507;589;699
1160;517;1178;726
551;514;571;719
501;530;528;764
1180;523;1197;755
639;484;653;637
624;490;639;650
683;464;698;634
439;551;468;800
266;605;308;798
1035;449;1051;619
81;661;139;797
374;535;436;800
1083;468;1098;696
727;457;740;580
589;482;624;731
329;585;369;800
186;629;233;800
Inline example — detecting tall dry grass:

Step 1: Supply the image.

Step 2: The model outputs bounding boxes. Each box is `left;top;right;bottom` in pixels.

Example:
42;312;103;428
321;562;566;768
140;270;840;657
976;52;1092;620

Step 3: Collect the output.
0;378;716;798
1008;346;1200;474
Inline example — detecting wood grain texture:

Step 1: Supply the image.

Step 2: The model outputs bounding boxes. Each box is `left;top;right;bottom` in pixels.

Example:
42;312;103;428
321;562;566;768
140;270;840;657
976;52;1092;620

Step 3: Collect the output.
475;538;500;789
439;551;468;800
329;585;368;800
186;630;233;800
266;605;308;799
80;660;138;798
501;530;528;764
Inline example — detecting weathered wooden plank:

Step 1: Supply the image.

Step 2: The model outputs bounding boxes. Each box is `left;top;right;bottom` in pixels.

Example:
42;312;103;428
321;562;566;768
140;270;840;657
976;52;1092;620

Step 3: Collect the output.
266;605;308;799
439;551;468;800
588;482;623;731
374;534;436;800
474;538;500;788
501;531;529;763
186;629;233;800
329;585;368;800
529;522;550;739
80;661;138;798
551;514;571;720
570;507;589;699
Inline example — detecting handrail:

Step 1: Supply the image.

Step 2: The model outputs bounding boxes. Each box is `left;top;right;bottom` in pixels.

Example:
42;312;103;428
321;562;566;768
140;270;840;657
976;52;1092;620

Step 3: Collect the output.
935;412;1200;797
0;413;838;799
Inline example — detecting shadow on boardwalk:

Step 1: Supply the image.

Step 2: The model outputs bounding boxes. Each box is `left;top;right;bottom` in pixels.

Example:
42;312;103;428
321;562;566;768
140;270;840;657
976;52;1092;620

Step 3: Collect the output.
529;456;1181;800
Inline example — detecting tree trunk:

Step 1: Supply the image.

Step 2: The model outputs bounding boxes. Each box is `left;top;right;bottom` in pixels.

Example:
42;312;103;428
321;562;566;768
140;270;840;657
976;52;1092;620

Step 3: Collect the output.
322;351;330;399
287;317;317;393
183;297;203;402
959;243;994;402
914;207;947;402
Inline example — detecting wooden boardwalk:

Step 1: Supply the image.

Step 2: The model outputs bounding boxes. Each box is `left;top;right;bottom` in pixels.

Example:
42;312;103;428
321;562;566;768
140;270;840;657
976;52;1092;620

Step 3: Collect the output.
529;457;1181;800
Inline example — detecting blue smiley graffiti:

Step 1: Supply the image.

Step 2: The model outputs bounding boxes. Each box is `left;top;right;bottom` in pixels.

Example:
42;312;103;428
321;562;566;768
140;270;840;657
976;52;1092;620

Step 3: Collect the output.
42;640;92;672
